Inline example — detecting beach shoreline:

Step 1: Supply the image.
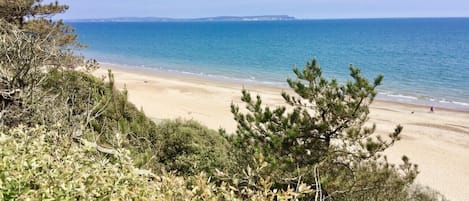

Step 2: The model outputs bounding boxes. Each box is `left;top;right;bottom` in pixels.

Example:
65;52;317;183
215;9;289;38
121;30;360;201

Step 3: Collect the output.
94;65;469;201
100;63;469;113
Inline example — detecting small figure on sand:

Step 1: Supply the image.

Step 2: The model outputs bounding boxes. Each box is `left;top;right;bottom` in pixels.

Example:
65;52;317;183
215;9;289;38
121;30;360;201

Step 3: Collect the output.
430;106;434;113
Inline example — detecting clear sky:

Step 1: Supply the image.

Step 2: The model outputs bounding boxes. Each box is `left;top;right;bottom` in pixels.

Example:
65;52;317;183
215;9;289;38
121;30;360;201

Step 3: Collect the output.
56;0;469;19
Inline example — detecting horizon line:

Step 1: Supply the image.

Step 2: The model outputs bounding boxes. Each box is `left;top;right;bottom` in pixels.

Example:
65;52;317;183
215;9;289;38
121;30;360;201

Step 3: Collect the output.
64;15;469;22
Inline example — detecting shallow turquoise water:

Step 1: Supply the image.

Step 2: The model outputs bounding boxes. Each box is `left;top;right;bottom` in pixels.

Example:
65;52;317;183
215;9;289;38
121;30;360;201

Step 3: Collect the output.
71;18;469;110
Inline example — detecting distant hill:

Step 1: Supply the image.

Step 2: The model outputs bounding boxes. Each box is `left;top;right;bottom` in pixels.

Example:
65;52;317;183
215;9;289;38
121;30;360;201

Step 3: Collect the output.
66;15;296;22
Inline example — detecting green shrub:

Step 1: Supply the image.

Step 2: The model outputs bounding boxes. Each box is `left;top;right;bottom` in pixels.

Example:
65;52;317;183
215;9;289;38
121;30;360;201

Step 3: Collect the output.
155;119;234;176
0;126;159;200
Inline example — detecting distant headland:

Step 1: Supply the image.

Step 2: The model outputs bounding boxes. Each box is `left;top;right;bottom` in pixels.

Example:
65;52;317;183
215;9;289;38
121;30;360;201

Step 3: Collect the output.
66;15;296;22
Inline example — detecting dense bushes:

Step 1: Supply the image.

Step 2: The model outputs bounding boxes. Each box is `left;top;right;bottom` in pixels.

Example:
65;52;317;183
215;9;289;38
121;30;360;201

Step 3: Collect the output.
42;69;161;159
41;69;234;176
0;126;312;200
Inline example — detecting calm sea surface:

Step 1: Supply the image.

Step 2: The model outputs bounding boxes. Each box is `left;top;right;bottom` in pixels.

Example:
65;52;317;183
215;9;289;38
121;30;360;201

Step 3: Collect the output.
70;18;469;110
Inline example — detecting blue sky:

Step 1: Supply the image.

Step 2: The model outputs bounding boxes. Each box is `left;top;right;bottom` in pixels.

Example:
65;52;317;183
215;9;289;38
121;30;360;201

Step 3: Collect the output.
56;0;469;19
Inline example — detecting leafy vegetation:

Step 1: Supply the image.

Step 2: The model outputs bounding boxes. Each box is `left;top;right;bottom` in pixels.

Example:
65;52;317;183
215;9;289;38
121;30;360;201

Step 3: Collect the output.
0;126;314;200
0;1;448;200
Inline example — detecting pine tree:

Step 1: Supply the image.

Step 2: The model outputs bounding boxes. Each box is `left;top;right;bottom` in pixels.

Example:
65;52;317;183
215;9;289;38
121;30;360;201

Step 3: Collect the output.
0;0;92;67
0;0;67;26
231;58;421;199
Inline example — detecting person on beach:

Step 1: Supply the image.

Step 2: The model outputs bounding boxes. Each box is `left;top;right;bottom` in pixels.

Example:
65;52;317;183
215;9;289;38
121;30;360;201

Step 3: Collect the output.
430;106;434;113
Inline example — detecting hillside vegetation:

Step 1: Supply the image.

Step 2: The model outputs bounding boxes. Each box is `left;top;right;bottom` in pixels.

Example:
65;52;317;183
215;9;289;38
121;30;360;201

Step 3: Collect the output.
0;1;447;200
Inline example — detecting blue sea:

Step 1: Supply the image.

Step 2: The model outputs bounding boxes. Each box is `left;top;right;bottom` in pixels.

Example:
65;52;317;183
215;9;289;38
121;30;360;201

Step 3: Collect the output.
70;18;469;110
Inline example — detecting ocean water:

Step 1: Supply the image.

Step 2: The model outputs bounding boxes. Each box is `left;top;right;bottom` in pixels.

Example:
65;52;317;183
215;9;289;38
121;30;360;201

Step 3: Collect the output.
70;18;469;110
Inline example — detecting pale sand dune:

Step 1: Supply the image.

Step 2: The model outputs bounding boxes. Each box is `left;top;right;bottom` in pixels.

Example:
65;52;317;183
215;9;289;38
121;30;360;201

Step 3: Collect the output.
95;66;469;201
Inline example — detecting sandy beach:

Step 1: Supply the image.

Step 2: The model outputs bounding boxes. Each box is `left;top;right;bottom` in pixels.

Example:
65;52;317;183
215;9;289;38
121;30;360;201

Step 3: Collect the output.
95;66;469;201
